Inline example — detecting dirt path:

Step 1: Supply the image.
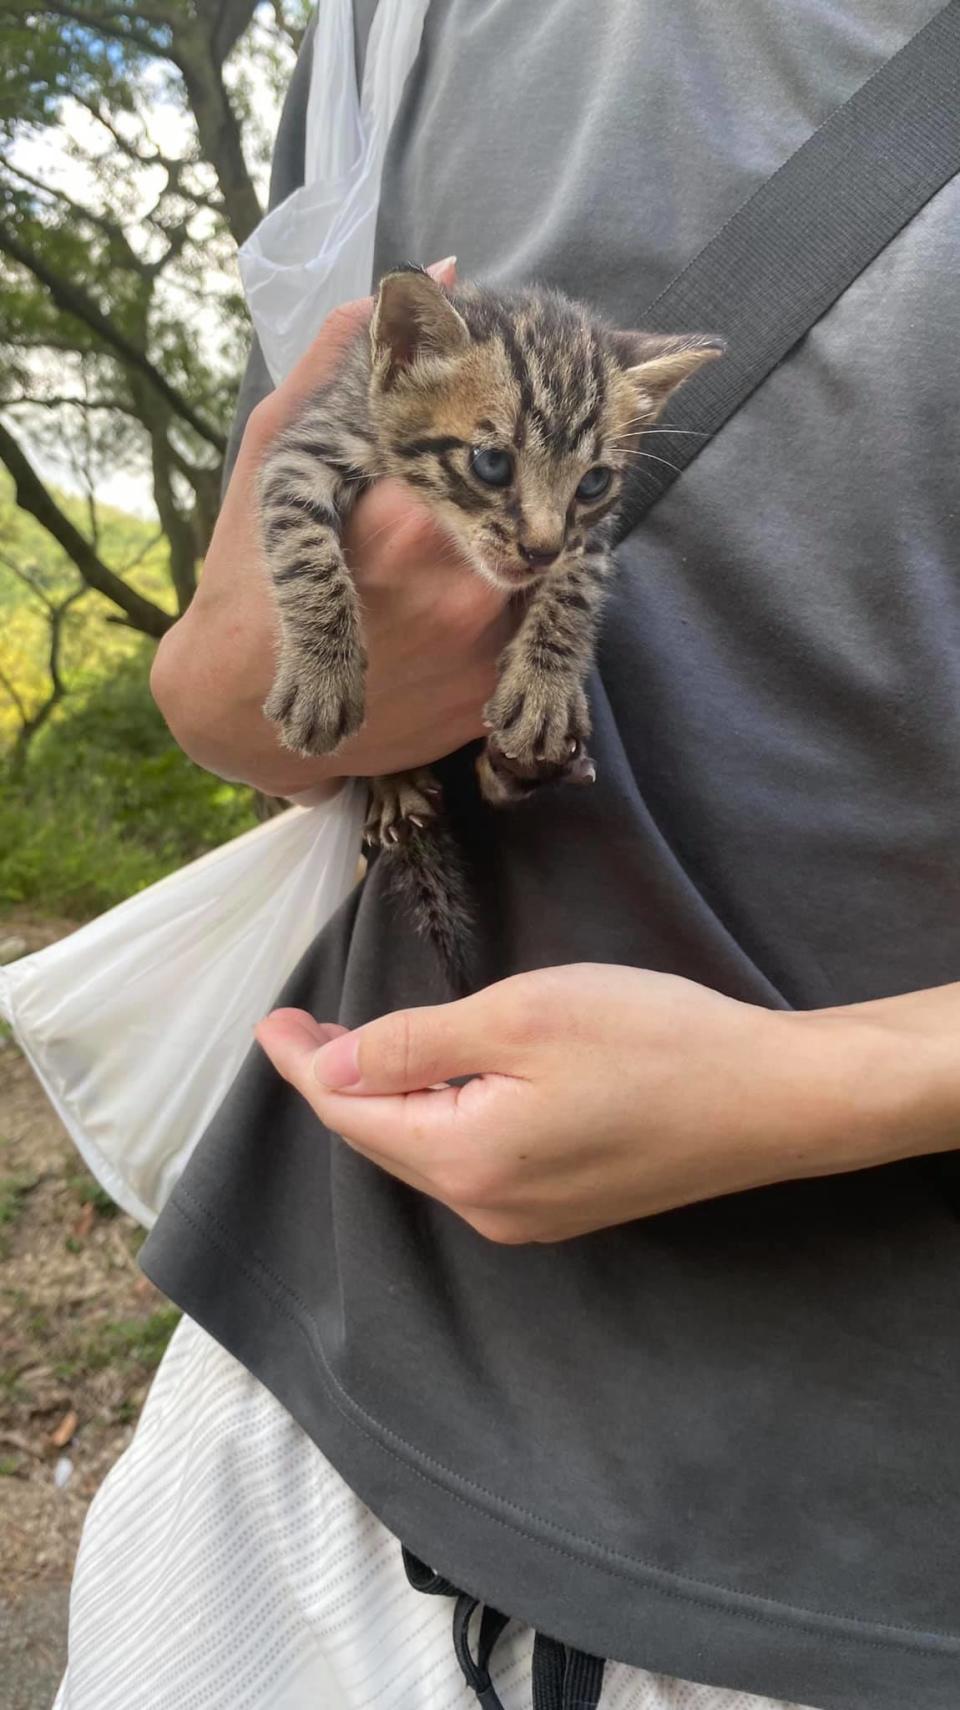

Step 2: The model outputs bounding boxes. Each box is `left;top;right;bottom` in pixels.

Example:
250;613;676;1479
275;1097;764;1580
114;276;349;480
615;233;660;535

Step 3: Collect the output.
1;912;179;1708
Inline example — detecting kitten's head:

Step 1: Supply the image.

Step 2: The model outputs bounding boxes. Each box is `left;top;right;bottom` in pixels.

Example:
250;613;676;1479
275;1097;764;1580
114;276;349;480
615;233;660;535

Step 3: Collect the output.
369;268;722;591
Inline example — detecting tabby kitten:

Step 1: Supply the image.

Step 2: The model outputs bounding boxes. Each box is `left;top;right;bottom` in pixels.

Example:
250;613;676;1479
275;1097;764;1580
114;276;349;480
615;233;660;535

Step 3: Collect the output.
259;268;720;985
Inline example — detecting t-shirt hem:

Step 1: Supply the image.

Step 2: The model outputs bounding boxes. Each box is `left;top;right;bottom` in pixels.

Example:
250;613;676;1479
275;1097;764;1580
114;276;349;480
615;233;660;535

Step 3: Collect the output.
141;1187;960;1710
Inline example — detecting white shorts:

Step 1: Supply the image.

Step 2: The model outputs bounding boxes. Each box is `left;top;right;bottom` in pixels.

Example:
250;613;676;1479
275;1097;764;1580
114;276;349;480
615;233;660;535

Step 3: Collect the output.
54;1316;809;1710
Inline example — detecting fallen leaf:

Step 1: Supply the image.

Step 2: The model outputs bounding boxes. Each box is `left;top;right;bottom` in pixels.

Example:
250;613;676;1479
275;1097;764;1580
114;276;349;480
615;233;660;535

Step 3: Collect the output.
49;1409;78;1449
74;1203;95;1239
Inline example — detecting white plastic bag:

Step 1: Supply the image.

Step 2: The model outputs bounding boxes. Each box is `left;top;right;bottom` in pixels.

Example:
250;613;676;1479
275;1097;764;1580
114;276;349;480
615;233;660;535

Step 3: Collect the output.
238;0;431;383
0;788;365;1228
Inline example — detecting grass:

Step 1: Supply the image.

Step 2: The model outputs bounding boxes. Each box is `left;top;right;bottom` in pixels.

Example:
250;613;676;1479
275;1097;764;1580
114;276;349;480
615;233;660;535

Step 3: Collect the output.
40;1308;182;1386
83;1307;180;1373
0;1171;41;1258
0;1366;30;1404
0;1171;39;1223
67;1170;120;1219
0;650;256;921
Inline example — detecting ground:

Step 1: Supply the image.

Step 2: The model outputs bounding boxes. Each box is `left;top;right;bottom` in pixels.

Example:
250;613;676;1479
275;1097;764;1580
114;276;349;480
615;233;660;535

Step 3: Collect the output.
0;912;180;1710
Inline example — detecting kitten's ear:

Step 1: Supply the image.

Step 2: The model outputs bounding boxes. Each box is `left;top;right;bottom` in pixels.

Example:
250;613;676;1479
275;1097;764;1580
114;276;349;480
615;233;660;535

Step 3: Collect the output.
371;267;470;386
611;331;725;418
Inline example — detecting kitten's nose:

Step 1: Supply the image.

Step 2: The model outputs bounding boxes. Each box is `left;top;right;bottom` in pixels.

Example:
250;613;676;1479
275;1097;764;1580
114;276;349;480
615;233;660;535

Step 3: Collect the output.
518;543;561;569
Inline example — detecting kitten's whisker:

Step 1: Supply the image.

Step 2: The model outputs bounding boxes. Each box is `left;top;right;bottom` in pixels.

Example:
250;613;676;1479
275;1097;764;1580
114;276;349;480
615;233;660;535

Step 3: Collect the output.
617;416;709;437
350;512;424;554
620;448;684;474
634;428;710;437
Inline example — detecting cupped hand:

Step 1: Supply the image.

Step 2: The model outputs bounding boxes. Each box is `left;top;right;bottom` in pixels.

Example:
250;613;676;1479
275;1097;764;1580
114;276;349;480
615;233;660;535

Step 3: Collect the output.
255;964;894;1243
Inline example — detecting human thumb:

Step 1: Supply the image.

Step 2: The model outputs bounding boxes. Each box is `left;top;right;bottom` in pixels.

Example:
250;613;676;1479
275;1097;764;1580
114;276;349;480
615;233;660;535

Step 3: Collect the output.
295;992;499;1095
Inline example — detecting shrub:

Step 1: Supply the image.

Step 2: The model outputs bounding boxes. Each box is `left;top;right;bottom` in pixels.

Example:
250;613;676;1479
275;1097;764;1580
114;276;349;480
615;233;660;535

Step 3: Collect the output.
0;648;256;919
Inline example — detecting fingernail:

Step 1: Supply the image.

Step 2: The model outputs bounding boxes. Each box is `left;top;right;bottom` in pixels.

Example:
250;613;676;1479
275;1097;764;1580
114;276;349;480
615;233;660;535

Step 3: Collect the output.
313;1030;362;1089
255;1013;344;1057
427;255;457;280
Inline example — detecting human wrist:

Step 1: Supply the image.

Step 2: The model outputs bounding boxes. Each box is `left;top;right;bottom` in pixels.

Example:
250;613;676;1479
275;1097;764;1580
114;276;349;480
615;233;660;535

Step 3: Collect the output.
774;989;960;1177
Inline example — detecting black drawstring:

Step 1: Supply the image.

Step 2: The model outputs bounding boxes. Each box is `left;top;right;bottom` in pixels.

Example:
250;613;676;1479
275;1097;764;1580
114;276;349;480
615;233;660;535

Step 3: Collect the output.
402;1546;605;1710
402;1546;463;1599
453;1595;512;1709
530;1632;606;1709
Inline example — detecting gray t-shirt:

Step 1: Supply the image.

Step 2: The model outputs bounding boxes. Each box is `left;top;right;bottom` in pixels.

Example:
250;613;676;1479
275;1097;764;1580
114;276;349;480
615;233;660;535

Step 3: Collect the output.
144;5;960;1706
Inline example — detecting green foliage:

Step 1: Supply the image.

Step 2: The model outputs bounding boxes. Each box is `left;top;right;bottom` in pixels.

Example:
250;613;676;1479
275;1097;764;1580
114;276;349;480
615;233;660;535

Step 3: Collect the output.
0;1172;39;1223
0;468;175;753
84;1306;181;1373
0;1171;39;1256
0;646;256;919
66;1168;120;1219
0;0;308;648
0;6;284;926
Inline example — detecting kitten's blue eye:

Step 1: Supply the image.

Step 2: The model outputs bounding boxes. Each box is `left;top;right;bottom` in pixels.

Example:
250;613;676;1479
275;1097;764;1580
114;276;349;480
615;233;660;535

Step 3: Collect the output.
470;447;513;487
576;466;612;502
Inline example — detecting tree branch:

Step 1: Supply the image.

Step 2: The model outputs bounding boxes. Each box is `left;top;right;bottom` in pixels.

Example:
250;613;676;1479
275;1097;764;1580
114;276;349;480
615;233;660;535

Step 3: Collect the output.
204;0;259;62
0;418;173;638
0;560;86;769
44;2;166;57
3;393;136;415
149;424;197;612
0;661;29;726
0;219;226;451
0;546;58;612
269;0;305;55
176;0;263;246
119;529;165;575
4;158;131;247
46;0;263;246
71;91;172;170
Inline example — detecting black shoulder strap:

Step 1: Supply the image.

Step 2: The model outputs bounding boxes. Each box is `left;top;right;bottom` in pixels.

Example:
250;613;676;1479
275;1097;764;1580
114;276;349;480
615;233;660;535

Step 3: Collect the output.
616;0;960;539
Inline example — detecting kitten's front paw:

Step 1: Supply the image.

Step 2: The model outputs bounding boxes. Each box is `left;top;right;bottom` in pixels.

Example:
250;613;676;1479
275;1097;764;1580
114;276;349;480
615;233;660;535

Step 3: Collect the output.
265;656;366;757
477;736;596;806
479;674;594;804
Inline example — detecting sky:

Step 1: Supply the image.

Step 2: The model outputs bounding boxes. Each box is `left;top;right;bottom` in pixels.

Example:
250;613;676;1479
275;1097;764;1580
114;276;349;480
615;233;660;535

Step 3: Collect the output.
9;47;284;518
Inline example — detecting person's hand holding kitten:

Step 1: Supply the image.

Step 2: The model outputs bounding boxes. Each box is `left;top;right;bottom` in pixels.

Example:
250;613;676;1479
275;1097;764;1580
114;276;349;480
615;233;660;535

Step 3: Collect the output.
151;259;511;800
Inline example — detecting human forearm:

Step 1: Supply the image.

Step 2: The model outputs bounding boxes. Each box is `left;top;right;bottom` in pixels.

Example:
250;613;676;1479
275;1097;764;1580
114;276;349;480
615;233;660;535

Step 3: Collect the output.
149;577;346;799
793;980;960;1175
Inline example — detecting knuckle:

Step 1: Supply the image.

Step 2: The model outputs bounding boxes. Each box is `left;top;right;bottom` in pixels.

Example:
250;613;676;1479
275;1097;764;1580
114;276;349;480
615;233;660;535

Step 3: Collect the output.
502;983;549;1048
501;971;569;1048
242;397;282;458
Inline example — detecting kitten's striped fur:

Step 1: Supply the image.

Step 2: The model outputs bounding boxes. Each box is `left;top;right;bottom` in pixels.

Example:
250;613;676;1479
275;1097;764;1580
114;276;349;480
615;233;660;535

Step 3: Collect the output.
259;269;720;987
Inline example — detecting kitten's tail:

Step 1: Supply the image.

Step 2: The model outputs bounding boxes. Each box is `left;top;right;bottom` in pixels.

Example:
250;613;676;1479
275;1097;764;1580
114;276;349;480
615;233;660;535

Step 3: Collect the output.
384;822;475;996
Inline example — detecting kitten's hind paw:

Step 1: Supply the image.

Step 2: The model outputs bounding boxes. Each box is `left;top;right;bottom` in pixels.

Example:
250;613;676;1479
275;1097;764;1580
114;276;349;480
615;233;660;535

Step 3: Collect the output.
364;770;443;848
265;660;366;757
